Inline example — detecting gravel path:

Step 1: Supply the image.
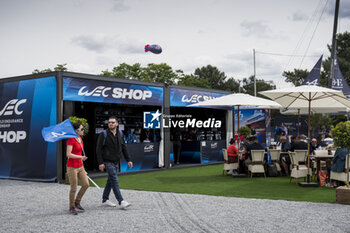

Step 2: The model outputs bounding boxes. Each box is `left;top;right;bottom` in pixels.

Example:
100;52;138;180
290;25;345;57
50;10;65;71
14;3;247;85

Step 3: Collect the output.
0;179;349;233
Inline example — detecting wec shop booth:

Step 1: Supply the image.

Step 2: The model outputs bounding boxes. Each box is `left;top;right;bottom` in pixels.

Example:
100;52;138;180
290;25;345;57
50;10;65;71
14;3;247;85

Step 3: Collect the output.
0;72;235;182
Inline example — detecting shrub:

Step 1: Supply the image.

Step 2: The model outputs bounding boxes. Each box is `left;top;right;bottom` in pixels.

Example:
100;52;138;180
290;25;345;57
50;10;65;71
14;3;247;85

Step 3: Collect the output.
331;121;350;149
69;116;89;136
331;121;350;186
238;126;251;137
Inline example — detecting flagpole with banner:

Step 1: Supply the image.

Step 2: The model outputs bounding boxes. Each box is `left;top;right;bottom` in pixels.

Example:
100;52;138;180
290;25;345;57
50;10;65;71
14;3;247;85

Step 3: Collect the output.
41;119;77;142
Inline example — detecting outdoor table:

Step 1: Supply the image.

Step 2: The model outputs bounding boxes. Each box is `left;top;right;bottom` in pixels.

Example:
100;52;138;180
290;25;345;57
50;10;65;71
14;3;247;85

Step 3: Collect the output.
314;150;334;175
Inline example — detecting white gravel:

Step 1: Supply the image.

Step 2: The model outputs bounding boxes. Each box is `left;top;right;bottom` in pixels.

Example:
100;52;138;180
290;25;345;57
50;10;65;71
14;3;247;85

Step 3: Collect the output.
0;179;349;233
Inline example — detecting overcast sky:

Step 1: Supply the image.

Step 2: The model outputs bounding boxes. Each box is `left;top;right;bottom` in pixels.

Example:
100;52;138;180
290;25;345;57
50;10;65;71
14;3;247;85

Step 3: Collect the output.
1;0;349;88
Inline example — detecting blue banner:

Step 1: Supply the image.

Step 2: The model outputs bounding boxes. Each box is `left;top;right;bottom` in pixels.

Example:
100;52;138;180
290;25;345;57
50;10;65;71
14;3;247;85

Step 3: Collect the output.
170;88;226;107
332;54;350;98
235;109;266;146
63;77;163;105
0;76;57;181
301;55;322;86
42;119;77;142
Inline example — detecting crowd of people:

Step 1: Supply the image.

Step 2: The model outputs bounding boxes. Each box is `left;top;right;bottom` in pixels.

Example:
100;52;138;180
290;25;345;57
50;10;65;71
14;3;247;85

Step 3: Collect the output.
226;135;264;175
225;132;335;177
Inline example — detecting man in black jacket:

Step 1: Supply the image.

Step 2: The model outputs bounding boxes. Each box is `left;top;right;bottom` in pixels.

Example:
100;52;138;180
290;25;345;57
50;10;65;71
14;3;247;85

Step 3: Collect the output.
96;116;133;209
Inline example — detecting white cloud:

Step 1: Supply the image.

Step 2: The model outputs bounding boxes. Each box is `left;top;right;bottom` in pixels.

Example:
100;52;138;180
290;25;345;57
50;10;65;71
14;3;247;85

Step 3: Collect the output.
291;11;309;21
72;35;112;53
240;20;272;38
71;34;144;54
111;0;130;12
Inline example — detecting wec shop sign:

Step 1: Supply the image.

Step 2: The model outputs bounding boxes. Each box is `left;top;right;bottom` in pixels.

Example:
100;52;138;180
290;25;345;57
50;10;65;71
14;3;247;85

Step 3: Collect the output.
63;77;163;106
169;87;226;107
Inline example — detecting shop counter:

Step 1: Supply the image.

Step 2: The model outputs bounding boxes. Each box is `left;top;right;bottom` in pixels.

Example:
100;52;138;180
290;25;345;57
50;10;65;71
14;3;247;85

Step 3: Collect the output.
180;140;225;164
200;140;226;164
120;142;160;172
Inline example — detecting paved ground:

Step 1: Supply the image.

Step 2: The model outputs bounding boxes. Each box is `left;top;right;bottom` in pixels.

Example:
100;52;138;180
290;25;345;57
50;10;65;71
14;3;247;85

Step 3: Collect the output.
0;179;349;233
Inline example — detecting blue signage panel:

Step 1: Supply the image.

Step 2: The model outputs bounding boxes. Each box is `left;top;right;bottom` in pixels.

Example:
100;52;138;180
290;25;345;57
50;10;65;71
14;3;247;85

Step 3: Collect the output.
235;109;266;146
120;143;159;172
0;77;57;181
63;77;163;106
170;88;226;107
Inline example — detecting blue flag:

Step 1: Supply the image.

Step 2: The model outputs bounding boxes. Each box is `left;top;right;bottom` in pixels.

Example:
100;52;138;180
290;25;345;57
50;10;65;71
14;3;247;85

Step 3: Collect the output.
301;55;322;86
332;54;350;98
41;119;77;142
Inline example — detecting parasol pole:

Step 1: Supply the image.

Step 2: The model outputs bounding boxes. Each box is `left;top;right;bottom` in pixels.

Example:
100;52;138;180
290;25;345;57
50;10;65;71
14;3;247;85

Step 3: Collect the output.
297;109;300;137
307;94;311;182
237;105;240;136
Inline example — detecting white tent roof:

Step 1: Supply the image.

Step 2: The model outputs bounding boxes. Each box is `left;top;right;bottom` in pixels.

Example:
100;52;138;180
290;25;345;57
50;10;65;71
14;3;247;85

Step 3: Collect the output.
189;93;282;109
260;85;350;110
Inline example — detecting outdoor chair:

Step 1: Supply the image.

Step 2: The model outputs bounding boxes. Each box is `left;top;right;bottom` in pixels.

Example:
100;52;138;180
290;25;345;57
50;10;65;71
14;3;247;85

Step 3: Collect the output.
268;149;282;175
222;149;239;175
330;154;350;183
289;150;312;184
248;150;266;178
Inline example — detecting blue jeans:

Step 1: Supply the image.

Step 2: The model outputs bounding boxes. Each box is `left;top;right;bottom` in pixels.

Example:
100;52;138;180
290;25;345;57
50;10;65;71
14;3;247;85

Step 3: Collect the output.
102;162;123;205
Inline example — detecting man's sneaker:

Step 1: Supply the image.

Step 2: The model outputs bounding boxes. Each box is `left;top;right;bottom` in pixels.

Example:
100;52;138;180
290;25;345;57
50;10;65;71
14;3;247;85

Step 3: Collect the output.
75;203;85;212
120;200;131;210
69;207;78;215
103;200;117;207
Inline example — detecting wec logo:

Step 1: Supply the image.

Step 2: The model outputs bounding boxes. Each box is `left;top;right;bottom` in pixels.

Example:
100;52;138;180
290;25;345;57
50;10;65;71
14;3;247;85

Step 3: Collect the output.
144;144;154;152
0;99;27;116
78;86;152;100
181;95;215;103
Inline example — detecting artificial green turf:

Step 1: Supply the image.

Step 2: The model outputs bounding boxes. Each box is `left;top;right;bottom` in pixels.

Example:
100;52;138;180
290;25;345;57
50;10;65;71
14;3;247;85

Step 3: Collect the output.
92;164;336;203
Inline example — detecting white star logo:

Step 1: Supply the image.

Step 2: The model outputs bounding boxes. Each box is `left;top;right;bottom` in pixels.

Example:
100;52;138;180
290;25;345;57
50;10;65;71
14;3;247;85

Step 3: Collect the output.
151;110;161;122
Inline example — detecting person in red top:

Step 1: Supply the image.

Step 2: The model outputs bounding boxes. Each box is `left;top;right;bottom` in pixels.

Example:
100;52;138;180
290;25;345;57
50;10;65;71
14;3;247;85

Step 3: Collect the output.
66;122;89;215
227;138;238;163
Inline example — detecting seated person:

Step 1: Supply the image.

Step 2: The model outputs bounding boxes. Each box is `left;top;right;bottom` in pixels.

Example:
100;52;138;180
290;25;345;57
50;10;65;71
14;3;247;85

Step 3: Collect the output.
238;136;251;173
280;135;298;176
328;147;348;187
310;138;318;155
226;138;238;175
245;136;264;165
324;134;334;146
279;136;291;176
290;135;308;151
227;138;238;163
239;136;250;154
278;136;291;152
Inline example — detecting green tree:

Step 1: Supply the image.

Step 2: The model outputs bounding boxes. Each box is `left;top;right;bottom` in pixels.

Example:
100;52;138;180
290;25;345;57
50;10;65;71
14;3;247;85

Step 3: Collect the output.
177;74;211;88
223;78;240;93
69;116;89;136
282;69;309;86
194;65;226;89
101;63;142;80
141;63;179;84
101;63;180;85
32;63;68;74
241;76;276;96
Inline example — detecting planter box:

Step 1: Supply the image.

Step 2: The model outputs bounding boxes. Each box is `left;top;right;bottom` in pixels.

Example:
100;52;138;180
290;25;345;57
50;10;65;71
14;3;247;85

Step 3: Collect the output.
336;186;350;205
